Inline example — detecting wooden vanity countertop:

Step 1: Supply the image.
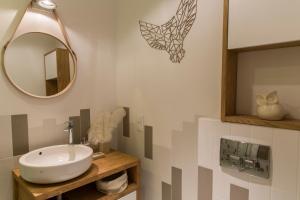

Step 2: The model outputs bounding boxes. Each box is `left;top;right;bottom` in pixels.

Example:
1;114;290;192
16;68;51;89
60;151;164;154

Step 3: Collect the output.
13;151;140;200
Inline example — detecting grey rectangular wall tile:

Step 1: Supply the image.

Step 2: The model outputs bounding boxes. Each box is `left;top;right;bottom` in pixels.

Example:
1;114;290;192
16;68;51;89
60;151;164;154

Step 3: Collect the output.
144;126;153;159
230;184;249;200
162;182;171;200
11;114;29;156
172;167;182;200
123;107;130;137
80;109;90;140
0;157;14;200
0;116;13;159
198;166;213;200
69;116;81;144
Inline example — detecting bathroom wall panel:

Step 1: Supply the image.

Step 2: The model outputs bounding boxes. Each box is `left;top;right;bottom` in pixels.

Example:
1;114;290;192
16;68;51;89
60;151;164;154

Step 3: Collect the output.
198;119;215;169
230;123;252;141
248;127;273;200
162;182;171;200
123;107;130;137
230;184;249;200
144;125;153;159
11;114;29;156
80;109;90;140
0;157;15;200
198;118;300;200
250;126;273;146
213;163;230;200
201;120;231;200
228;0;300;49
198;166;213;200
0;116;13;159
298;140;300;200
27;110;91;151
153;144;172;187
248;177;270;200
28;118;67;151
171;121;198;200
69;116;81;144
171;167;182;200
271;129;299;200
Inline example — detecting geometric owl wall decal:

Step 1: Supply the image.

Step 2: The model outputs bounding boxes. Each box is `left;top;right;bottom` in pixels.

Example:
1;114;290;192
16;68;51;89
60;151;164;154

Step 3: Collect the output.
139;0;197;63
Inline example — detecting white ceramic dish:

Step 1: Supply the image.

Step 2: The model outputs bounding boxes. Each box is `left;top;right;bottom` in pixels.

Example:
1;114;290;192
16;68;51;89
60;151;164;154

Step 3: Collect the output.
19;144;93;184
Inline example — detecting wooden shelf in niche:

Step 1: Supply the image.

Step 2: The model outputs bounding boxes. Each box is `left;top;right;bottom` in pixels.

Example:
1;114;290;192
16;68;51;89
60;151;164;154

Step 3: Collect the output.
221;0;300;131
224;115;300;131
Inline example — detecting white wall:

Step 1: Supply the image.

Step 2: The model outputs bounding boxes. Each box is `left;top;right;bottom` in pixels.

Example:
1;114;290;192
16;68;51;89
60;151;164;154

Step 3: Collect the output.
115;1;300;200
116;0;222;147
0;0;117;199
115;0;223;199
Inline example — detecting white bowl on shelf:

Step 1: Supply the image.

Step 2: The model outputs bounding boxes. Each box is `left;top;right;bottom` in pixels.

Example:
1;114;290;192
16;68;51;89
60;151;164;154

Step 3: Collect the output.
19;144;93;184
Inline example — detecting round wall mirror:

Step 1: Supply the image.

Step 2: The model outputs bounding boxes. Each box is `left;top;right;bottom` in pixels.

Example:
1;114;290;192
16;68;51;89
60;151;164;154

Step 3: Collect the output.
3;32;76;98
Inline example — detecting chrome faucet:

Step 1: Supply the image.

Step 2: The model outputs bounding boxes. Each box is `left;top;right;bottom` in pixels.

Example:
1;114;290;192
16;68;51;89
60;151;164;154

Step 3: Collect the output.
64;121;74;144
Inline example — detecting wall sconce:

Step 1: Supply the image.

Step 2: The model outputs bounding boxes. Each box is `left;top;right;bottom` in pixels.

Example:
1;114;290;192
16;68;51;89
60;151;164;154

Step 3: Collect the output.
35;0;57;10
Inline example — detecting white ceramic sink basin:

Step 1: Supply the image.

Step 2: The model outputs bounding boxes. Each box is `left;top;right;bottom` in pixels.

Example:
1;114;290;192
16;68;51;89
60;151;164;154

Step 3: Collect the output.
19;144;93;184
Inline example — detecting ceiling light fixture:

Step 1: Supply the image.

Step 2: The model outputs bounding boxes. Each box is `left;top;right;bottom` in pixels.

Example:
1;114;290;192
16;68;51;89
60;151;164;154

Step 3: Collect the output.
37;0;57;10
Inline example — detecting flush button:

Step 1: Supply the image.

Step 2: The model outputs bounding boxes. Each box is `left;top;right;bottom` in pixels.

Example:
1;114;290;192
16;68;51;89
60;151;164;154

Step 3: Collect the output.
220;138;270;179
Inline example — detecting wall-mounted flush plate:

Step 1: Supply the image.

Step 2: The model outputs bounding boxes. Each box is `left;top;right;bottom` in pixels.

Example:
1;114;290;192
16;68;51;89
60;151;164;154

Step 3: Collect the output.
220;138;271;179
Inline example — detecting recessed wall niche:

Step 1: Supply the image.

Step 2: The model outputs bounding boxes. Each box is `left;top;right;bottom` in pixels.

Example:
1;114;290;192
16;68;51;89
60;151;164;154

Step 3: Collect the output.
221;0;300;130
236;46;300;120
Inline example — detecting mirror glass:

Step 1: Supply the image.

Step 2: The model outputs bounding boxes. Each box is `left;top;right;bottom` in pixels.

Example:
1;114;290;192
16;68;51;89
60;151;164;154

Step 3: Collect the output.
4;33;76;97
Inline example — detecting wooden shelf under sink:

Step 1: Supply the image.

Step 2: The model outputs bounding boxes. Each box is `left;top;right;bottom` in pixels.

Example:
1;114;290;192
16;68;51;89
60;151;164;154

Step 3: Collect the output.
13;151;141;200
63;182;138;200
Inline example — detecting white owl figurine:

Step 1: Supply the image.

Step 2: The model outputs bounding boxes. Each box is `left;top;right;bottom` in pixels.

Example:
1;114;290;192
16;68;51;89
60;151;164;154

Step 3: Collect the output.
256;91;286;121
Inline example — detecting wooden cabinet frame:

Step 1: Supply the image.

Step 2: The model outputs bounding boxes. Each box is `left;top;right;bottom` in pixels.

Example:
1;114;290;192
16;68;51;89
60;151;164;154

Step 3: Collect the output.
221;0;300;130
44;48;71;96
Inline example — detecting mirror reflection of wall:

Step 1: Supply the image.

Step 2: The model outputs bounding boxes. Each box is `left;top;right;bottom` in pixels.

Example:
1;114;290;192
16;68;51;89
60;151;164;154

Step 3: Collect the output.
4;33;75;97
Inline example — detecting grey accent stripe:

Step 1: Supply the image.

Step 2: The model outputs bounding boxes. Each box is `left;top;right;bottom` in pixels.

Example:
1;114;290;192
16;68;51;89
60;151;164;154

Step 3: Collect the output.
123;107;130;137
80;109;90;140
230;184;249;200
162;182;172;200
144;126;153;159
198;166;213;200
69;116;81;144
11;114;29;156
0;116;13;158
172;167;182;200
